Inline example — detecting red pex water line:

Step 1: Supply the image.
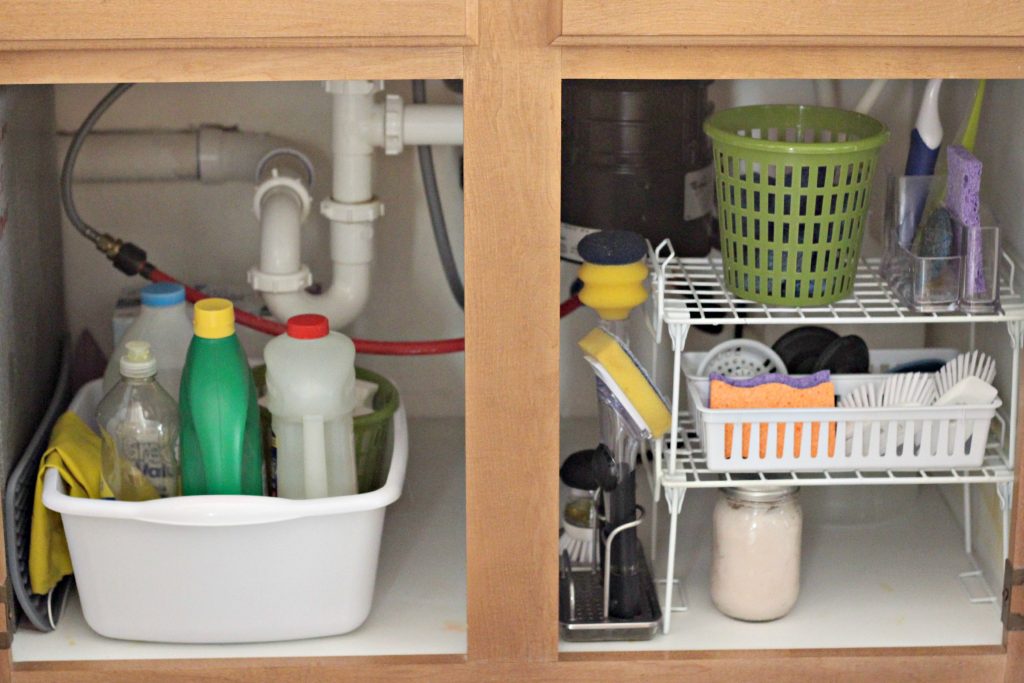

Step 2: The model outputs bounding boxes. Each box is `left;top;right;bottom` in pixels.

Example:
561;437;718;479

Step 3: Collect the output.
146;267;582;356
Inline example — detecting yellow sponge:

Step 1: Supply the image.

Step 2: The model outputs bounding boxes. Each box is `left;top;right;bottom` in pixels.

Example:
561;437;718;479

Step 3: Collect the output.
578;328;671;439
578;262;649;321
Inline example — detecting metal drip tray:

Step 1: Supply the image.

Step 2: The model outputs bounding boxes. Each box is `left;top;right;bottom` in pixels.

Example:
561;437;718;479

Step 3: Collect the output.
559;545;661;642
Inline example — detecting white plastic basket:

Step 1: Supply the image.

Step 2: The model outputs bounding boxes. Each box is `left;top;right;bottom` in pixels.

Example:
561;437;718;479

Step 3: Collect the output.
682;348;958;441
42;379;407;643
683;350;998;472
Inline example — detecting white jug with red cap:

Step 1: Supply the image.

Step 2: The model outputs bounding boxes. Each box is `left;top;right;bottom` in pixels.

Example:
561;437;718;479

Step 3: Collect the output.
264;314;358;498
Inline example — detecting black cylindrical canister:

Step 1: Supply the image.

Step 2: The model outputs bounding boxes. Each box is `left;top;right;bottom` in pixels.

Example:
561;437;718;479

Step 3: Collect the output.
562;80;715;262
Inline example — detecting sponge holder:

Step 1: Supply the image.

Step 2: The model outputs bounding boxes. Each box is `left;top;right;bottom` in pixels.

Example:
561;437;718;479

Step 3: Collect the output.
881;173;1001;313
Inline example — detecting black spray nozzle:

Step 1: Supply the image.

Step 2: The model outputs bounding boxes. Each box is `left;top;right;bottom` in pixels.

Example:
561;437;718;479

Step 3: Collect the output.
560;444;617;492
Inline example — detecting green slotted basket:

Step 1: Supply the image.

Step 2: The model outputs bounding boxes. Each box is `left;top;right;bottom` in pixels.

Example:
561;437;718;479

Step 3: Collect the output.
703;105;889;306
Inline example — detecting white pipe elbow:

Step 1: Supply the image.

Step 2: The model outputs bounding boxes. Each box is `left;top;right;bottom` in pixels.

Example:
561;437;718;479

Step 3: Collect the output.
248;175;313;296
258;186;307;275
261;262;371;330
250;172;376;329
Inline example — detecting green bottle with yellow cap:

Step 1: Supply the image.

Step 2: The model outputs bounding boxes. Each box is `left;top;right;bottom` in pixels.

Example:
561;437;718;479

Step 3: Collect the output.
179;298;263;495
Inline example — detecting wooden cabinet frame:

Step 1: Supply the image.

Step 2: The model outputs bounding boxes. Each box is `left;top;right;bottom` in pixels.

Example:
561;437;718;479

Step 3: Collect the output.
0;0;479;49
550;0;1024;47
2;1;1024;680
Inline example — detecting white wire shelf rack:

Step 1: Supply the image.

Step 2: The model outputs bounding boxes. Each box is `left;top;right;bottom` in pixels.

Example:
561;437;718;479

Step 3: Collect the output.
659;412;1015;490
650;240;1024;330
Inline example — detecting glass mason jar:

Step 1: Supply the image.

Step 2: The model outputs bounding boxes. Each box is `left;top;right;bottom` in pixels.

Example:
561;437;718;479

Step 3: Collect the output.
710;486;802;621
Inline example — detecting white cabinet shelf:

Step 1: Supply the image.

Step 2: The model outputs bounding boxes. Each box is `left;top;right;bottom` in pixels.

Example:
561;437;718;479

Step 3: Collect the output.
560;478;1003;652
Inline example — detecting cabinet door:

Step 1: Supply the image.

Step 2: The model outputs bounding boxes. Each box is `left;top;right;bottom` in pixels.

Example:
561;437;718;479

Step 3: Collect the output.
0;0;475;46
553;0;1024;45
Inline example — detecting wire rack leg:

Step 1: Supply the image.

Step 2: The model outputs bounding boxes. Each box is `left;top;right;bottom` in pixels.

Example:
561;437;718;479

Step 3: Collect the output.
1007;321;1023;471
998;481;1013;561
667;323;690;478
963;484;972;556
661;486;686;634
649;487;660;568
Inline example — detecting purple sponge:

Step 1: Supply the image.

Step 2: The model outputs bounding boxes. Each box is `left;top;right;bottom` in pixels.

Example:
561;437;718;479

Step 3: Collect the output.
709;370;831;389
946;145;982;228
946;145;986;297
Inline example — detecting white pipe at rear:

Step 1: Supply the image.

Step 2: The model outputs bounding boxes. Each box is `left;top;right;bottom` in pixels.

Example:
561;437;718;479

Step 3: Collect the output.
402;104;463;147
331;83;376;202
57;126;301;184
57;131;198;182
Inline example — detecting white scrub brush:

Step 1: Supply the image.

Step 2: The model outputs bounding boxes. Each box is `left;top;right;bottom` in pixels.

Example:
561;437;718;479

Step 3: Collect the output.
935;351;996;396
559;495;597;568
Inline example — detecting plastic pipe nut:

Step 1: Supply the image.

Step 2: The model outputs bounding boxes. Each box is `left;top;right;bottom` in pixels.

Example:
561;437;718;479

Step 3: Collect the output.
384;94;404;156
248;265;313;294
320;198;384;223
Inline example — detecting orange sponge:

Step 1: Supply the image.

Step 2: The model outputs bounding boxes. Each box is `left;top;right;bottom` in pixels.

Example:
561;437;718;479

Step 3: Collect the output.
710;378;836;460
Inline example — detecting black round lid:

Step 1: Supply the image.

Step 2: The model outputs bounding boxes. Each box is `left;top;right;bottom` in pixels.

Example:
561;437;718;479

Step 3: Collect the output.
813;335;870;374
772;326;839;375
577;230;646;265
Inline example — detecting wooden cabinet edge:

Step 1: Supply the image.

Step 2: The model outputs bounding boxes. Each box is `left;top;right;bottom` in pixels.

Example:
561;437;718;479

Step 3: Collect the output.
8;647;1008;682
547;0;563;45
0;36;476;52
560;45;1024;79
0;46;465;85
551;34;1024;48
0;0;479;52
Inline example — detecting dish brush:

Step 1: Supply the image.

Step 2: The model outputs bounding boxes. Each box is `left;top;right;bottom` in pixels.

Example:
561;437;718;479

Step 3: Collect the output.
880;372;938;407
559;496;597;568
936;351;996;396
839;382;880;409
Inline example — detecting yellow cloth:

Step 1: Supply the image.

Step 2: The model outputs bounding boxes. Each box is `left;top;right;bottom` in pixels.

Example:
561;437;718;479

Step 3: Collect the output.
29;412;111;595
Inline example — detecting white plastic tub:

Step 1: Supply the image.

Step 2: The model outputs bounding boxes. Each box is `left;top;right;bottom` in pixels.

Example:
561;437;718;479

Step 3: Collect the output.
42;379;407;643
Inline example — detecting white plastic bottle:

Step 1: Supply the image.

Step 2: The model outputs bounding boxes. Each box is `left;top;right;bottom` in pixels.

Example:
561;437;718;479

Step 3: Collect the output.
103;282;193;400
97;341;181;501
264;314;358;499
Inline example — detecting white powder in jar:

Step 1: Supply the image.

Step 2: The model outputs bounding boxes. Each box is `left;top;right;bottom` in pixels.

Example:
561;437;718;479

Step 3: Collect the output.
710;486;802;622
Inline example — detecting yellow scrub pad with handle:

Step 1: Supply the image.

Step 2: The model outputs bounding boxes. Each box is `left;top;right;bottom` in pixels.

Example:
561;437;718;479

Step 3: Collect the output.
578;328;671;439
